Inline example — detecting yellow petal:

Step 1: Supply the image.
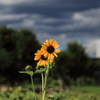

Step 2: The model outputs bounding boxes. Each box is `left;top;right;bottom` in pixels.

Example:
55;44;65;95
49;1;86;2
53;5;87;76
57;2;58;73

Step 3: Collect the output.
41;50;47;55
55;49;61;53
37;60;40;65
44;60;47;66
39;60;43;66
45;61;48;65
41;45;47;50
43;52;48;57
52;41;59;48
34;57;39;60
49;39;54;45
51;54;54;59
53;52;58;57
41;60;44;66
48;54;54;59
35;50;42;55
46;39;50;46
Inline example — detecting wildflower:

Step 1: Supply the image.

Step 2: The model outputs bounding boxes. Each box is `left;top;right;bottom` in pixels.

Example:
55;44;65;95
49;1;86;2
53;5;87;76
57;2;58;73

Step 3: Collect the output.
41;39;60;59
18;86;22;92
9;86;13;92
34;50;53;66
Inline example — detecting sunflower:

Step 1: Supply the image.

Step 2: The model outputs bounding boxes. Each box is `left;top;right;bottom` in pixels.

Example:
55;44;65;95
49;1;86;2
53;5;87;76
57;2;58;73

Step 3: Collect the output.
34;50;53;66
41;39;61;59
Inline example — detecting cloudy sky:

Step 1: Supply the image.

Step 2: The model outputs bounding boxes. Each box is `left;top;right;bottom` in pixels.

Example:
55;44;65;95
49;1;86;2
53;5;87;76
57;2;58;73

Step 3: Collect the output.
0;0;100;57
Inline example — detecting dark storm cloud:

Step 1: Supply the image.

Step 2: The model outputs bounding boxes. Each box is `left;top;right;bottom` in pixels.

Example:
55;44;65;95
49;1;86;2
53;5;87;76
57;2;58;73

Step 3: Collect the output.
0;0;100;56
5;0;100;17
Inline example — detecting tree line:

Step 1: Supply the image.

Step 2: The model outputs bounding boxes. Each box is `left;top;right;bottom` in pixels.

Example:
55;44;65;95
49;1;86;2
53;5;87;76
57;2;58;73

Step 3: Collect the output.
0;26;40;84
0;26;100;87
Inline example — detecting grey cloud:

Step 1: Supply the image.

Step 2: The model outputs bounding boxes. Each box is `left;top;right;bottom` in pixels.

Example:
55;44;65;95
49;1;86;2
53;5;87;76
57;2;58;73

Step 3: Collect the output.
0;0;100;56
4;0;100;18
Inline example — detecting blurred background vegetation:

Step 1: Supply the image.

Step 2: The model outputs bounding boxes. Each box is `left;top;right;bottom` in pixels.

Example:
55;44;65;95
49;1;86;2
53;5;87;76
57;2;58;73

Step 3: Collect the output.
0;25;100;92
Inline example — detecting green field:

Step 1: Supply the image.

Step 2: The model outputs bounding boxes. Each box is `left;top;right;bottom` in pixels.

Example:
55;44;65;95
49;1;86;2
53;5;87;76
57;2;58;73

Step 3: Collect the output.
0;86;100;100
71;86;100;94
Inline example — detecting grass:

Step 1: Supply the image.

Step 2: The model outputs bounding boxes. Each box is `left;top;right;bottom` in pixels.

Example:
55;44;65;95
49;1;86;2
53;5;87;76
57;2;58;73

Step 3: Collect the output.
0;85;100;100
71;86;100;94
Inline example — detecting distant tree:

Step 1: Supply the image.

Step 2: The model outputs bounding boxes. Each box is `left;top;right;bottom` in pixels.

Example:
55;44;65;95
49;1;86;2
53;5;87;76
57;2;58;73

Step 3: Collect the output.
54;41;93;91
67;41;91;79
90;58;100;85
0;25;17;69
16;28;40;69
0;26;40;84
54;51;70;92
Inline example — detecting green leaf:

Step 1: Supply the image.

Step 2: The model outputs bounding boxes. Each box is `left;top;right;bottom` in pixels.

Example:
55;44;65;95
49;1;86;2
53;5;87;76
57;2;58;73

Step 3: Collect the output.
19;71;34;76
34;69;45;74
47;97;55;100
47;85;54;88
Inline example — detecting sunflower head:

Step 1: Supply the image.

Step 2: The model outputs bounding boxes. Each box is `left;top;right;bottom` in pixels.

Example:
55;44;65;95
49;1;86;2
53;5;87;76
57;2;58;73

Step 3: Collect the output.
34;50;53;66
41;39;61;59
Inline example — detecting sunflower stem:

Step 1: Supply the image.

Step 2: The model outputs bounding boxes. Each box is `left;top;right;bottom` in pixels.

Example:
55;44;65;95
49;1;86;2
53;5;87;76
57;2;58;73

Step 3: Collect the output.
30;75;36;100
42;64;49;100
41;73;45;100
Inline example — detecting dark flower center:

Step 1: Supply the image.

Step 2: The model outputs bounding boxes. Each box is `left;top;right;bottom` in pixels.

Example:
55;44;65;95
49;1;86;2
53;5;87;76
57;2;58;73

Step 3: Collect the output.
47;46;55;53
41;55;47;60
